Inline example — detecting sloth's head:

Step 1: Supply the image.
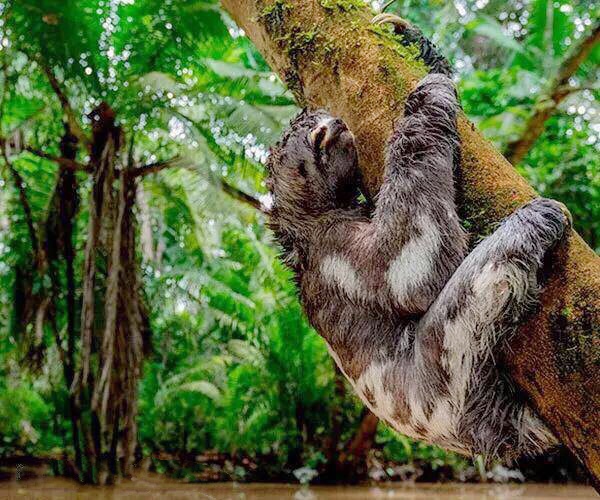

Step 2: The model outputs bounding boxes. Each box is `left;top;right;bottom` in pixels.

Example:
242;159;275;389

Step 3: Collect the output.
266;109;361;222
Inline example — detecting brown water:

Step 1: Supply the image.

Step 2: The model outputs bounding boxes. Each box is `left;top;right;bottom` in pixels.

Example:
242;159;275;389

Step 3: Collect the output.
0;475;597;500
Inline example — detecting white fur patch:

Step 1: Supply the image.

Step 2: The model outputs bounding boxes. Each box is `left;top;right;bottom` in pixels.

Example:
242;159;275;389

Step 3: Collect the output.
355;362;421;440
442;316;474;411
320;255;363;299
259;192;273;211
472;262;509;304
406;390;456;440
386;214;441;304
427;399;455;438
355;362;395;417
442;261;532;413
353;361;457;442
408;387;427;426
325;341;463;447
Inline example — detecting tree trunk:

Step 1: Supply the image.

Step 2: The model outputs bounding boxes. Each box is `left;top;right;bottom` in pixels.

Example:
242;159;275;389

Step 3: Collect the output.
74;103;149;484
336;409;379;482
322;366;347;480
54;125;83;480
220;0;600;484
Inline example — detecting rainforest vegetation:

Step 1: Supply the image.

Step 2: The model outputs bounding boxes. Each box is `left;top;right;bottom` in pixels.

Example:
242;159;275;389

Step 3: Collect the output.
0;0;597;486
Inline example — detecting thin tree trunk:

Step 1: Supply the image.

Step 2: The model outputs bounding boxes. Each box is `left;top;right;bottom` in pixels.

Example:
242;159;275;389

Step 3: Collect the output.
57;125;83;480
322;366;346;479
336;409;379;481
78;109;118;394
220;0;600;484
505;22;600;164
136;184;155;262
118;177;149;475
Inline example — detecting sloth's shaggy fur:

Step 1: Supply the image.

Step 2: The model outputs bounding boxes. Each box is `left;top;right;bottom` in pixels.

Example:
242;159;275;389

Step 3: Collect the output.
266;23;569;461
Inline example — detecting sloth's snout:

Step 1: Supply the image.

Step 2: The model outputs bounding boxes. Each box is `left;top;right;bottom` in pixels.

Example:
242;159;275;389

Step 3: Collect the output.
310;118;353;150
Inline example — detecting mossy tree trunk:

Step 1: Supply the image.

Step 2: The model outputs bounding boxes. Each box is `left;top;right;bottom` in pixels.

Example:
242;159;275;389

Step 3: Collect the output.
221;0;600;484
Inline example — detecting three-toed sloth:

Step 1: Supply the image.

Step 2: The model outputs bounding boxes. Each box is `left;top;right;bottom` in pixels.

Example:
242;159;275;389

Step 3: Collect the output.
265;19;569;461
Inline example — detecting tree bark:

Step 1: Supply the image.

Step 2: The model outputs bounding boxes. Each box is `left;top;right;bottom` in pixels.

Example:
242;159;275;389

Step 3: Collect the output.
505;22;600;165
220;0;600;483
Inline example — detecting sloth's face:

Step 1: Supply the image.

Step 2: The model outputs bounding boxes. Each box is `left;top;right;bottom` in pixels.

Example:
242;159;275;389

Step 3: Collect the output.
266;109;361;215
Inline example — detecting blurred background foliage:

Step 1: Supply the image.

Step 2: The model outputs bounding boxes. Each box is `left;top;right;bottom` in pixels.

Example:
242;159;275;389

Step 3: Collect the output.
0;0;597;485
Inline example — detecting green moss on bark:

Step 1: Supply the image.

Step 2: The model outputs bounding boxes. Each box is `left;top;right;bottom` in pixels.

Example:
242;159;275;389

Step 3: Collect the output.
259;0;292;35
368;24;427;72
319;0;365;12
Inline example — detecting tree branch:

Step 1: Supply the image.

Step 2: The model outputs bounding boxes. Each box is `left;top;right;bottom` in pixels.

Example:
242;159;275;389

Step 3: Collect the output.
22;145;89;172
40;64;91;151
130;155;266;213
505;22;600;165
220;179;266;213
337;409;379;477
221;0;600;484
128;156;185;178
0;134;89;172
1;142;39;252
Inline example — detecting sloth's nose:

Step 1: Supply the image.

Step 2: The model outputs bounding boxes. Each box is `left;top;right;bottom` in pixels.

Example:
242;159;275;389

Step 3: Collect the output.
310;118;351;149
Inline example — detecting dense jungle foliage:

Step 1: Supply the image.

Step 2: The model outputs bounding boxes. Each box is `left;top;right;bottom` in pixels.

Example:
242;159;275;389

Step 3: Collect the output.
0;0;597;485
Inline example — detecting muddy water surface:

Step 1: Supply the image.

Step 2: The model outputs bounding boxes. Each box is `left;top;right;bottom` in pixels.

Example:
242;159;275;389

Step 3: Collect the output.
1;475;597;499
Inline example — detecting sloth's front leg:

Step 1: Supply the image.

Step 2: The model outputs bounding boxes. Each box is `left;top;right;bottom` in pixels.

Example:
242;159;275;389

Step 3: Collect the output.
371;73;467;313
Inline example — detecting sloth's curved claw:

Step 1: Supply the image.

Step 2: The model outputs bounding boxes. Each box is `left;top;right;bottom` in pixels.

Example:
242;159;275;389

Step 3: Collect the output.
371;13;411;34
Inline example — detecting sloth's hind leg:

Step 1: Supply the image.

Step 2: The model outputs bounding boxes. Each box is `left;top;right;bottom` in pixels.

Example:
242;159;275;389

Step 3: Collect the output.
371;13;453;77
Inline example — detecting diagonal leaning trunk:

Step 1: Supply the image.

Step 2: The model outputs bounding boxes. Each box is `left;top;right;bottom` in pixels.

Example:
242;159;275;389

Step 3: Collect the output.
220;0;600;484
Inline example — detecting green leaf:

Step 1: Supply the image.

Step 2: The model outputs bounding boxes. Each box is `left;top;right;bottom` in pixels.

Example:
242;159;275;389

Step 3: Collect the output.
466;15;524;53
178;380;222;401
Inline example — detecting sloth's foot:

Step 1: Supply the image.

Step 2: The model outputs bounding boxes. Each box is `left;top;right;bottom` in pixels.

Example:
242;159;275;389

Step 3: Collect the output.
371;13;453;77
371;13;411;34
